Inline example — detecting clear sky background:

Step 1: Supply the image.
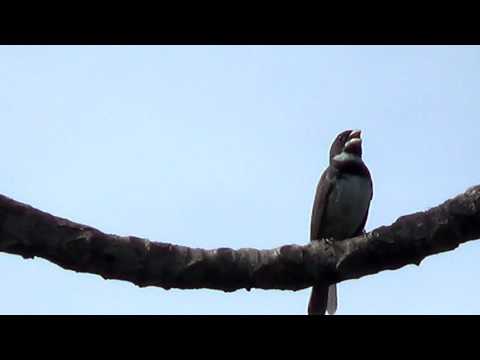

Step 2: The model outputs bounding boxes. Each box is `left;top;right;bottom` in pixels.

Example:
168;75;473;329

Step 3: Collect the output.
1;45;479;314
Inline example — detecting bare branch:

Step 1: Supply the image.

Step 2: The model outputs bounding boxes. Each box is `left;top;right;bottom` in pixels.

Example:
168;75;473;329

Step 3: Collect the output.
1;185;480;292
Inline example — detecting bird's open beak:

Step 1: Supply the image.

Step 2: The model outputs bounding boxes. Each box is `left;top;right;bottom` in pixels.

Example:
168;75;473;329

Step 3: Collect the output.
349;129;361;140
344;129;362;154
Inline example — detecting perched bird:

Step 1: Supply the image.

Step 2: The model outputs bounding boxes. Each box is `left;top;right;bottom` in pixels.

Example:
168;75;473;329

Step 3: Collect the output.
308;129;373;315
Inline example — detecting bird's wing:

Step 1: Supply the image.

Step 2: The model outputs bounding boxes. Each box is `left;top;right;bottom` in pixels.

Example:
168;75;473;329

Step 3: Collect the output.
310;167;335;241
309;167;336;315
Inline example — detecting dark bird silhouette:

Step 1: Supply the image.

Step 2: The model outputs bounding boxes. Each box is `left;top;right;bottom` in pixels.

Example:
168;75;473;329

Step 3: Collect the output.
308;129;373;315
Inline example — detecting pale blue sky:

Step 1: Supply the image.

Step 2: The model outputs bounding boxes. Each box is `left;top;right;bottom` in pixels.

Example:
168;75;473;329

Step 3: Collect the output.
1;45;479;314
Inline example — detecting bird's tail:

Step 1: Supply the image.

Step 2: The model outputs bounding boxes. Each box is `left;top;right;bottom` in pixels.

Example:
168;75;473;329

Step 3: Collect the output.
308;284;338;315
327;284;338;315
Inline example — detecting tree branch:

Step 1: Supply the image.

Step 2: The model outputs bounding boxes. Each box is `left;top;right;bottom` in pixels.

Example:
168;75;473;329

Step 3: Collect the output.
1;185;480;292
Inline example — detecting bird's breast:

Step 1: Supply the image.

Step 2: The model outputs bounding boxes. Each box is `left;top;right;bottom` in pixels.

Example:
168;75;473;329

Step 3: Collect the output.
322;174;372;240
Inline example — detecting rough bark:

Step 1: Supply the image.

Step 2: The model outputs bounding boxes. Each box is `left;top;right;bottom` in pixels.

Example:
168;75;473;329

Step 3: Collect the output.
1;185;479;292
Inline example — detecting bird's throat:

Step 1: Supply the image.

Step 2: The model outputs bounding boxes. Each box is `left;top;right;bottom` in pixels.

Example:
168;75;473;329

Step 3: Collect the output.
332;152;362;165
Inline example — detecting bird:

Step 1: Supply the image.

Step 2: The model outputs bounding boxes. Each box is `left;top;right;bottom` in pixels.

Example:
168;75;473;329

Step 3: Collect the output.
308;129;373;315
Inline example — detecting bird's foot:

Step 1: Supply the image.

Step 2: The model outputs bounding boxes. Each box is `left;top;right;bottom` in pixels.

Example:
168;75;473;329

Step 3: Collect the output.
324;237;335;246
